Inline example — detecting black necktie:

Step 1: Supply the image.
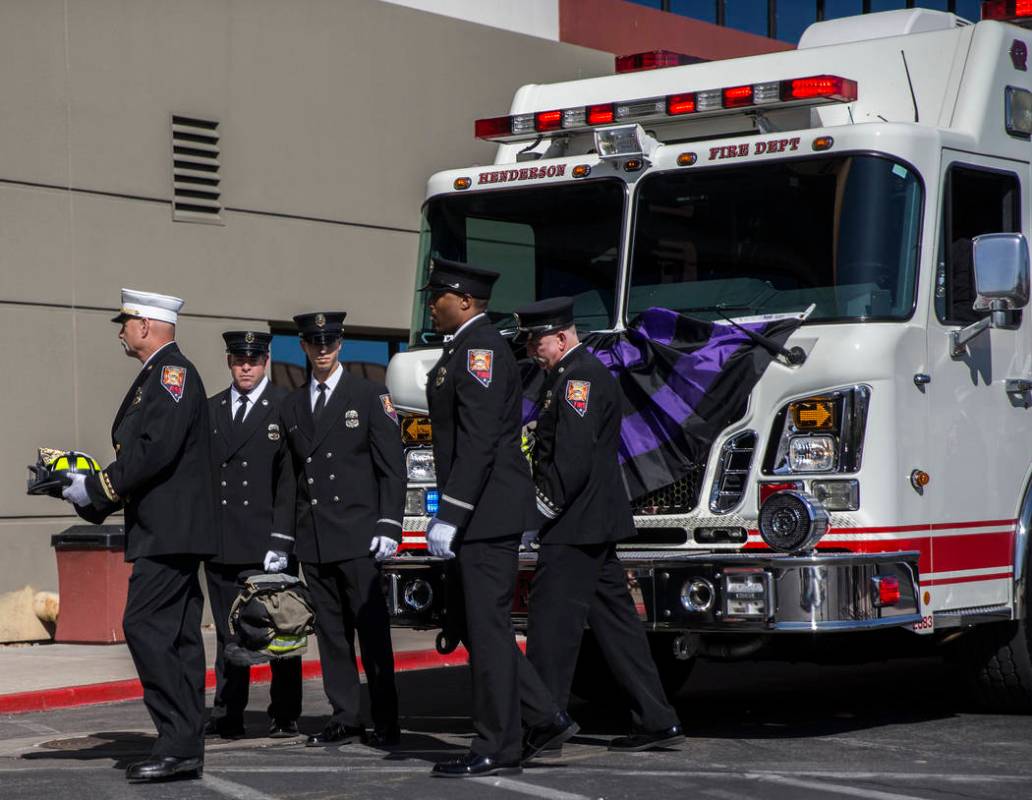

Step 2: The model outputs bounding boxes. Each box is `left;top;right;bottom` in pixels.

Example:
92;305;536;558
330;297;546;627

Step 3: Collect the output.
233;395;249;425
313;383;328;420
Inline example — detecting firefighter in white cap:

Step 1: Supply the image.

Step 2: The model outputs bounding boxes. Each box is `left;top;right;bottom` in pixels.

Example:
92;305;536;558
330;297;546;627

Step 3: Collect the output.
61;288;217;783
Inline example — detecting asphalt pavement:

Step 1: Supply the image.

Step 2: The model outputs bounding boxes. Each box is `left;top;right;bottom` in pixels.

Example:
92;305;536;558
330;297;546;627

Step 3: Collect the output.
1;651;1031;800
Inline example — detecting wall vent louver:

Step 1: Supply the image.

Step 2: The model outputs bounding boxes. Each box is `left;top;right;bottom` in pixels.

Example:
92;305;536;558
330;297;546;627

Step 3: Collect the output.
171;115;222;224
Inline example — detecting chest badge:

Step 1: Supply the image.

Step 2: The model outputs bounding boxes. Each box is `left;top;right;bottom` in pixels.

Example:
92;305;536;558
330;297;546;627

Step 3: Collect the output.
160;366;186;403
434;366;447;388
379;393;399;424
543;389;552;410
132;387;143;405
566;380;591;417
467;349;494;388
268;423;281;441
345;409;360;428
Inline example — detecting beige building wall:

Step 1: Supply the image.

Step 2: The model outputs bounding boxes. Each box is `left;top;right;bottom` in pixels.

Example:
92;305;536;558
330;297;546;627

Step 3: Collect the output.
0;0;612;594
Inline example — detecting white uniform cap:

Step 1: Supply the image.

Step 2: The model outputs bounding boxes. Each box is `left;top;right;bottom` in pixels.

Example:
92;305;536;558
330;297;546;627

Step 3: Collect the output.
111;288;185;325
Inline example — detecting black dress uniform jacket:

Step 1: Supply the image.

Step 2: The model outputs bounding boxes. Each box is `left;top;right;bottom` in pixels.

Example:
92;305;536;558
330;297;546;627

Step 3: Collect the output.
81;342;217;561
427;315;535;537
209;383;293;564
271;371;405;563
531;344;634;544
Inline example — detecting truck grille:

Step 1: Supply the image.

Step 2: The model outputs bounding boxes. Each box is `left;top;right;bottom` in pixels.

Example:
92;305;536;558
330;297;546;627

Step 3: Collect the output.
709;430;757;513
631;465;704;515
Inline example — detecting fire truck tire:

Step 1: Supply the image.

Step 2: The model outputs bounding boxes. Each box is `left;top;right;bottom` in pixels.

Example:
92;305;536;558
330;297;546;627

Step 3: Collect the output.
962;619;1032;713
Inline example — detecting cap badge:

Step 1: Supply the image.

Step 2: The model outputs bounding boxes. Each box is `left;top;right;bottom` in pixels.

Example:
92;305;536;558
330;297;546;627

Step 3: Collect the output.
315;313;326;329
244;332;255;344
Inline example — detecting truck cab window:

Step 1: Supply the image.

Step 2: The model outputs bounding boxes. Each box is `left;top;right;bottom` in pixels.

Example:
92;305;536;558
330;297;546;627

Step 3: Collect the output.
937;165;1021;325
629;154;922;324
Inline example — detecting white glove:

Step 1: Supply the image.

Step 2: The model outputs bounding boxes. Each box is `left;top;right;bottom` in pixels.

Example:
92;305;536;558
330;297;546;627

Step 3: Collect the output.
370;536;399;561
263;549;289;573
426;517;457;559
61;473;89;507
520;530;539;551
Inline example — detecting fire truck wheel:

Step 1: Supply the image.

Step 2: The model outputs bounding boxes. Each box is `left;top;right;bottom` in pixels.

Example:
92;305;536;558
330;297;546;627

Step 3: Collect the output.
960;618;1032;713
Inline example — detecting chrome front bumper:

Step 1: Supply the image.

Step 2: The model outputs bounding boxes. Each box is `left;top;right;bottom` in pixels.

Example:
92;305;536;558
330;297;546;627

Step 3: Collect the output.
381;550;921;634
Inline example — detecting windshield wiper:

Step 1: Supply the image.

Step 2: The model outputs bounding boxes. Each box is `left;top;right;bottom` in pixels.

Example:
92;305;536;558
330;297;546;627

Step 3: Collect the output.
710;305;807;366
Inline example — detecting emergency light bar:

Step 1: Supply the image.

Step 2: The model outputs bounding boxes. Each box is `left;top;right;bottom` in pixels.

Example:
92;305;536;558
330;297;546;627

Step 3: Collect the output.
474;75;857;143
982;0;1032;21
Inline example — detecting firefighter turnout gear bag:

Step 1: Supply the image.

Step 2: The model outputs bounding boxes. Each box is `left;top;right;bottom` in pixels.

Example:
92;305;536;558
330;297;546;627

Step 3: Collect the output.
225;573;316;667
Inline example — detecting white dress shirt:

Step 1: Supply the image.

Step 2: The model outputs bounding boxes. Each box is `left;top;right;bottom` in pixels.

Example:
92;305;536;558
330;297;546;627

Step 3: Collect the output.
444;312;486;342
309;362;344;411
230;375;269;424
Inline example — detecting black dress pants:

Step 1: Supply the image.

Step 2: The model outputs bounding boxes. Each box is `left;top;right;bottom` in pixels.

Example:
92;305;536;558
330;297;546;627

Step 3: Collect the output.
123;555;207;759
303;556;398;730
527;542;679;732
453;536;558;763
204;562;303;726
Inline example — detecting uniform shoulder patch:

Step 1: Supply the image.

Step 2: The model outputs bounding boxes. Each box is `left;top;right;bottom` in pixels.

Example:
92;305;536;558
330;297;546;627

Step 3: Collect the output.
467;349;494;388
379;393;398;424
566;379;591;417
160;365;187;403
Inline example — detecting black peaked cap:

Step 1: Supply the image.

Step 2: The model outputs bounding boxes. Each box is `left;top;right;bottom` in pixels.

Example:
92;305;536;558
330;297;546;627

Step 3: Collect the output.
222;330;272;356
293;311;347;342
419;257;500;300
514;297;575;335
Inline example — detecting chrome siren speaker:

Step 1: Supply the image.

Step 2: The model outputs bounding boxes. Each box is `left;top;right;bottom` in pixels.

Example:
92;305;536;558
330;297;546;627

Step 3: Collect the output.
758;490;829;553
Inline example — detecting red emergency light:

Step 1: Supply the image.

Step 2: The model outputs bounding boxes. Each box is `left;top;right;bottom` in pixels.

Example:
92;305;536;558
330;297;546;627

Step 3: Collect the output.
587;103;615;125
615;50;700;73
983;0;1032;20
871;575;901;607
474;74;858;143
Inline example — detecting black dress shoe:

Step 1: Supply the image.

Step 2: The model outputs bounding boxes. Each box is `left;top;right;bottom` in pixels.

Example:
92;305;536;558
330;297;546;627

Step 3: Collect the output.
431;751;522;778
125;756;203;782
608;724;685;752
305;722;365;746
203;718;245;740
268;719;300;738
522;710;579;762
362;725;401;747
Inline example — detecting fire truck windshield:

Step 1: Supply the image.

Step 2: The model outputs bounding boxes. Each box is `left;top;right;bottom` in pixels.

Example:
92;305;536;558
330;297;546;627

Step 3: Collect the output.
628;154;923;324
412;180;624;344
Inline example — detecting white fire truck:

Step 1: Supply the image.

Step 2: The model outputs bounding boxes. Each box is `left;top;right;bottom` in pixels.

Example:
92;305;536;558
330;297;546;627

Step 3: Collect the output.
383;5;1032;709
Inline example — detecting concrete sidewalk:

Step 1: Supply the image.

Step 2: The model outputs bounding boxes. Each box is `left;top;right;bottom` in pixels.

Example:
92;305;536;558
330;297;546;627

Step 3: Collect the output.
0;626;439;696
0;626;454;714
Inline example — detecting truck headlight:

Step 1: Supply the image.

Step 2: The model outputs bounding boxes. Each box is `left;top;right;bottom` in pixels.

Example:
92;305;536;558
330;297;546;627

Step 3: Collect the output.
788;435;836;472
758;490;829;553
406;449;436;482
764;386;869;475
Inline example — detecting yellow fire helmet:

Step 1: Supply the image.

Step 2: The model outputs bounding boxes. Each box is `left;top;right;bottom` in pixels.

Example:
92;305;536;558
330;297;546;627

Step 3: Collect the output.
27;447;102;498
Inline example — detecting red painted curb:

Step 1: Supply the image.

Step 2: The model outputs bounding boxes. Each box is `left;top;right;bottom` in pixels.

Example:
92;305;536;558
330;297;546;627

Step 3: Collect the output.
0;646;470;716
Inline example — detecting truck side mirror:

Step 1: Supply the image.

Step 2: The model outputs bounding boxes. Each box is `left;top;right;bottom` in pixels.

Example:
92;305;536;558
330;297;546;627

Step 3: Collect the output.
972;232;1030;315
951;233;1030;357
